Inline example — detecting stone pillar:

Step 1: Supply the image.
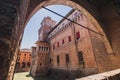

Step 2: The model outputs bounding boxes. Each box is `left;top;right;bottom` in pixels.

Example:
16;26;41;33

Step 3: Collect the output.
0;38;12;80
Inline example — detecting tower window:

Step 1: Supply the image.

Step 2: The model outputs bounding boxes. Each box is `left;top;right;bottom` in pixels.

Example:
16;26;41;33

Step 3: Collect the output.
62;39;64;44
24;54;26;56
76;31;80;40
68;36;72;42
57;42;59;47
44;47;46;51
41;47;43;51
39;46;41;50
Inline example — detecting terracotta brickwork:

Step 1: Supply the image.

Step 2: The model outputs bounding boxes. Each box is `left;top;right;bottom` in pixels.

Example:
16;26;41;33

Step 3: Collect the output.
31;9;112;78
48;10;98;75
15;48;32;72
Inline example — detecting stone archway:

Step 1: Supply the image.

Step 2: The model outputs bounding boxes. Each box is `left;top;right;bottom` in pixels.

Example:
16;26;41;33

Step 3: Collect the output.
25;0;113;54
5;0;120;80
22;0;115;77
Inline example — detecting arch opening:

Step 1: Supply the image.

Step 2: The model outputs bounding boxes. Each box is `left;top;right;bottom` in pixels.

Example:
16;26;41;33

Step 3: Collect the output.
14;1;116;80
25;0;113;54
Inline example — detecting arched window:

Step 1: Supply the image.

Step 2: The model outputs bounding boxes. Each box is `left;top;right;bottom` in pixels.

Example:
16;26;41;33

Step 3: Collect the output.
21;62;26;68
27;62;30;67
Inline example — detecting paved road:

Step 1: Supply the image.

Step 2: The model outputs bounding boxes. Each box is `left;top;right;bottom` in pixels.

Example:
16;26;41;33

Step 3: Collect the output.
13;72;34;80
13;72;53;80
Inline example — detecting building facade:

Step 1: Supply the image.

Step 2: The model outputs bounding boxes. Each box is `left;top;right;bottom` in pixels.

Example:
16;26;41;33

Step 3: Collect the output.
15;48;32;72
31;9;111;79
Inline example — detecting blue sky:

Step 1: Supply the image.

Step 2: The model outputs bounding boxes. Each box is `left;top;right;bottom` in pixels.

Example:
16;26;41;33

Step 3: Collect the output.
21;5;72;49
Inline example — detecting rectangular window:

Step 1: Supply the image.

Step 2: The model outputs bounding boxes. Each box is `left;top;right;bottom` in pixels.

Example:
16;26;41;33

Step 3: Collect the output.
78;51;84;62
39;46;41;50
41;47;43;51
24;54;26;56
57;42;59;47
76;31;80;40
62;39;64;44
53;44;55;49
66;54;69;64
49;58;52;64
68;36;72;42
57;55;59;65
46;47;48;51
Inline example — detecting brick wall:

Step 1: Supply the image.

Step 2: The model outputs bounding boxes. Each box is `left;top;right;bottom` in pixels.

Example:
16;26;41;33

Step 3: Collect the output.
15;49;31;72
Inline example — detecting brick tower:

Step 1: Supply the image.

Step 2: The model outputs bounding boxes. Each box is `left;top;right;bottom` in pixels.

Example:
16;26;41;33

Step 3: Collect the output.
31;16;56;76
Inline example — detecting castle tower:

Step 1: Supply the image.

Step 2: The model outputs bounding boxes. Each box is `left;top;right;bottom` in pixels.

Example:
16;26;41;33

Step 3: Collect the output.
38;16;56;41
31;16;56;76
